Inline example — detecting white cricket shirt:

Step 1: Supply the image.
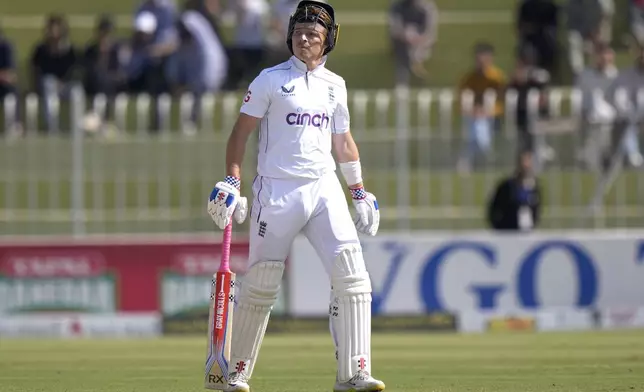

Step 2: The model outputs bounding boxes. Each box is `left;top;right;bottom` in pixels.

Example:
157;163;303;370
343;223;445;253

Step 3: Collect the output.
240;56;350;179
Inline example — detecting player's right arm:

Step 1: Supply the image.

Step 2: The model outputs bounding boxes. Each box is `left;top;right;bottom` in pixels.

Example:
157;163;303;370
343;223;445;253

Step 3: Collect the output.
227;72;272;178
208;72;271;230
226;113;261;179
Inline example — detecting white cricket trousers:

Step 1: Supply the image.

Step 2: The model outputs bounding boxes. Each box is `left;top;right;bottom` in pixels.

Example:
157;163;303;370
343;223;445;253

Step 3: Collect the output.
247;171;360;274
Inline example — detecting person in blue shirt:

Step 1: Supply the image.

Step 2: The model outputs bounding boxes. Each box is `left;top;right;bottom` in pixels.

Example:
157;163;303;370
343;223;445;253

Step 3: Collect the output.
134;0;179;60
165;20;207;134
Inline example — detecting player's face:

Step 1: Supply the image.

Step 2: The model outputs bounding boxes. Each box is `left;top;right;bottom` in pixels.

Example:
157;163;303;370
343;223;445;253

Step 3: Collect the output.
47;23;63;40
475;52;493;69
518;152;534;176
292;22;327;62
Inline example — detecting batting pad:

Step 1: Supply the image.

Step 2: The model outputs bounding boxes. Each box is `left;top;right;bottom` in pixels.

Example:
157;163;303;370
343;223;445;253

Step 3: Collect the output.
330;246;373;382
230;261;284;380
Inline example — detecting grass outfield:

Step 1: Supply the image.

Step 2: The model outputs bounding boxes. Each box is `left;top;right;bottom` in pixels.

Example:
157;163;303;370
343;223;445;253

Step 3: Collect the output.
2;331;644;391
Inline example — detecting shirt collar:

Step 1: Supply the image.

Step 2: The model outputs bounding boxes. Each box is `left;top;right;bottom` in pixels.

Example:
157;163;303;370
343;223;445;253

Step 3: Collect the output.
290;55;328;73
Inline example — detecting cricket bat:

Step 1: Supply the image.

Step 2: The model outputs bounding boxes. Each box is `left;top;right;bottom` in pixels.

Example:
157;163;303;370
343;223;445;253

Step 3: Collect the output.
204;222;235;390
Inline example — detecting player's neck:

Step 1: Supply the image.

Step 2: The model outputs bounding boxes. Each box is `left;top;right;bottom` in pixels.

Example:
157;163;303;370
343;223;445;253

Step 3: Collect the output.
296;55;325;71
306;61;322;71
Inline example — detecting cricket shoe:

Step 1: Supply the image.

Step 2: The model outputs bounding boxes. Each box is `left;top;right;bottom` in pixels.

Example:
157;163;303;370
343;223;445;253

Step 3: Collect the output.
333;370;385;392
224;372;250;392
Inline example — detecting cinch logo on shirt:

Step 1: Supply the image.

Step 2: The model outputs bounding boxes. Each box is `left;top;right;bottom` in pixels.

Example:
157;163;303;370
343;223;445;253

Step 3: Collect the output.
286;111;330;129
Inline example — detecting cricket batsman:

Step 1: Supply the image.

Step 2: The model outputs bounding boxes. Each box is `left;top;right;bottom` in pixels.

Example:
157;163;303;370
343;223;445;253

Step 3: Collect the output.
206;1;384;391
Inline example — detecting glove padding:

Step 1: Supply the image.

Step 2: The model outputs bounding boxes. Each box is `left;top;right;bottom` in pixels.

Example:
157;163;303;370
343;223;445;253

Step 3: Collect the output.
207;180;248;230
351;189;379;236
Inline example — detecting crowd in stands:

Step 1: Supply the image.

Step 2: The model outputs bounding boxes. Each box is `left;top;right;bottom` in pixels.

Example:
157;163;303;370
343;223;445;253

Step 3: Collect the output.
390;0;644;174
0;0;642;233
391;0;643;232
0;0;308;135
0;0;642;175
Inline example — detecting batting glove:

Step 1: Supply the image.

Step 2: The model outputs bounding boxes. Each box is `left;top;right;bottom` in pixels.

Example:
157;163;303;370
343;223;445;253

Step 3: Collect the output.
350;187;380;236
207;176;248;230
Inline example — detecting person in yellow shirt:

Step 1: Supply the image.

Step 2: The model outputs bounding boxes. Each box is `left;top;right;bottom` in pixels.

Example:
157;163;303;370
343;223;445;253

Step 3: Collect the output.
457;42;507;173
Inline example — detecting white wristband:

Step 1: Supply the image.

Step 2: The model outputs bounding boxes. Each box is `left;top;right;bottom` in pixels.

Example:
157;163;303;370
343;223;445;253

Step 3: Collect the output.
339;161;363;187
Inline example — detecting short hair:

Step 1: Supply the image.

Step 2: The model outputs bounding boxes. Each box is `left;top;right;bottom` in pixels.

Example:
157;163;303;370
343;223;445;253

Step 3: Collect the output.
46;13;67;27
45;13;69;36
474;42;495;55
97;14;114;32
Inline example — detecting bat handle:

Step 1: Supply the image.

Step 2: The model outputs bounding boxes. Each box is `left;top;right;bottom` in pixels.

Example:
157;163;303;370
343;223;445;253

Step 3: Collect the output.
220;222;232;273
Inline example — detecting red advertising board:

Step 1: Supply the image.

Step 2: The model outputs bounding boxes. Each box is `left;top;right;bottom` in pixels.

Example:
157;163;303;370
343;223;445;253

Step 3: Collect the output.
0;234;249;314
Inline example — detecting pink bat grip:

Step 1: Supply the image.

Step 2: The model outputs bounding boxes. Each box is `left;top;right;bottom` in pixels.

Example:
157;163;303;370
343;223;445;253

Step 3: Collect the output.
219;222;232;273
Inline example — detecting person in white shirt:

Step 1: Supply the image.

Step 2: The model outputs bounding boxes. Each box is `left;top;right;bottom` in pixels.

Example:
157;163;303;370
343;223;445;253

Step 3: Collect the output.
574;43;619;170
228;0;269;89
206;2;384;392
605;47;644;168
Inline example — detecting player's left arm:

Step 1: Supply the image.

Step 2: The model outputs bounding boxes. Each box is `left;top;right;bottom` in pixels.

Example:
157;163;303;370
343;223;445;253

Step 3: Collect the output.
331;83;379;236
332;131;362;189
331;82;363;191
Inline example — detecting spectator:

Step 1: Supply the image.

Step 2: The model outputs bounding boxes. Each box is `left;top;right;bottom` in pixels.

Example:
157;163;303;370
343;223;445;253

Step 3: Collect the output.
135;0;179;60
122;11;172;133
81;15;126;135
632;0;644;47
182;0;228;88
516;0;560;82
226;0;269;90
574;43;618;170
125;12;159;94
82;15;122;97
30;14;78;133
131;0;180;104
0;25;21;135
487;150;542;231
605;47;644;168
508;46;552;166
456;43;507;174
183;0;225;40
182;5;227;93
566;0;613;77
166;11;227;135
165;22;204;135
388;0;438;87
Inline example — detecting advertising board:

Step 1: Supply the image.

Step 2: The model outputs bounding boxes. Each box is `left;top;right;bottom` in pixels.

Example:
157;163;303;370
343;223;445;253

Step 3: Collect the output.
0;235;287;336
289;232;644;317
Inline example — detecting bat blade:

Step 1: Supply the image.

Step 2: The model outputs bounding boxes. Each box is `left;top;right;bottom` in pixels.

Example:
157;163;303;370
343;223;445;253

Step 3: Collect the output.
204;269;235;390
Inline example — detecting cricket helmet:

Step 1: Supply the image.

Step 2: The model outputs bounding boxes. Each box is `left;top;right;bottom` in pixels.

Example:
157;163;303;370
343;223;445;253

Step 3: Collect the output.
287;1;340;56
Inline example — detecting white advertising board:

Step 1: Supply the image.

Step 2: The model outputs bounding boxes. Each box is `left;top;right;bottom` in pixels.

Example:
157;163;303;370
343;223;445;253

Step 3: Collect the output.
599;307;644;330
458;308;596;333
289;232;644;317
0;313;161;338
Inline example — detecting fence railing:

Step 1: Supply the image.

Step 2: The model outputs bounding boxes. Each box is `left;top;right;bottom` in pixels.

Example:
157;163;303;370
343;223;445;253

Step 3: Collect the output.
0;86;642;236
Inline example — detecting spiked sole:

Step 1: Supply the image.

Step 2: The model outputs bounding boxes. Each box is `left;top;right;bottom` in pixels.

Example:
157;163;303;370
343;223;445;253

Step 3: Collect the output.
333;384;385;392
